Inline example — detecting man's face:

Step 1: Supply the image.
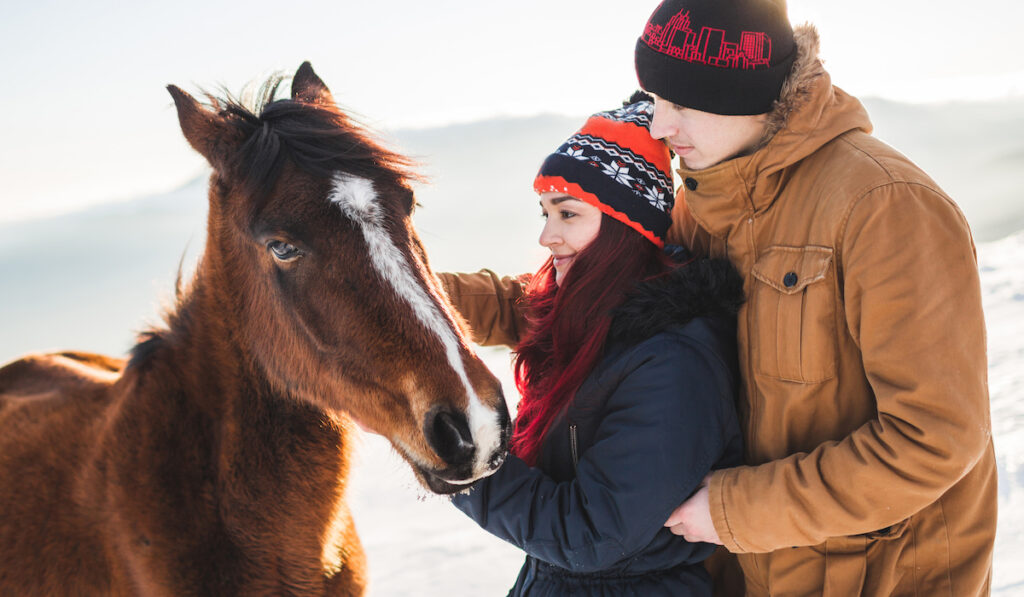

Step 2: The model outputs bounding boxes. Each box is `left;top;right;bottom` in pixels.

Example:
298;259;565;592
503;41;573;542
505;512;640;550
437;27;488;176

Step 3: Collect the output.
649;95;768;170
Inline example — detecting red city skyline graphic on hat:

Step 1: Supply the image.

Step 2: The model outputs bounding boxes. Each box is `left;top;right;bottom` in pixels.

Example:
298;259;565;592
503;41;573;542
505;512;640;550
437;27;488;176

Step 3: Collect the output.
642;9;772;69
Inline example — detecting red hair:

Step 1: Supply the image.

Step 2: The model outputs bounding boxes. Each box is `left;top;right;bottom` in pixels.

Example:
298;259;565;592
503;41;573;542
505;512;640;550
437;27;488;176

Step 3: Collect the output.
511;214;674;465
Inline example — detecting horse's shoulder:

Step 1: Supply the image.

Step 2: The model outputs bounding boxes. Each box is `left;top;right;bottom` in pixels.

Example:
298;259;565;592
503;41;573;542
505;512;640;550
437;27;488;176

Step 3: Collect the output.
0;351;123;402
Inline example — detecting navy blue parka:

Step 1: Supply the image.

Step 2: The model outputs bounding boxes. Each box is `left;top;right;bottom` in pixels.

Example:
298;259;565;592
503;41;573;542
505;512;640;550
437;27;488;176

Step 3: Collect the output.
450;252;745;596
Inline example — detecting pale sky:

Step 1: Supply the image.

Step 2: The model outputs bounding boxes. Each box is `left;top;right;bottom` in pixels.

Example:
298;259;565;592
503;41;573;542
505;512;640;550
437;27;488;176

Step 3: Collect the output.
2;0;1022;222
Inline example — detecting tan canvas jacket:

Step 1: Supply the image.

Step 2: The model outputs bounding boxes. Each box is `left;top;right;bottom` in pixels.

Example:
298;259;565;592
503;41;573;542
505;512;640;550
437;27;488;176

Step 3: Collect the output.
438;25;996;597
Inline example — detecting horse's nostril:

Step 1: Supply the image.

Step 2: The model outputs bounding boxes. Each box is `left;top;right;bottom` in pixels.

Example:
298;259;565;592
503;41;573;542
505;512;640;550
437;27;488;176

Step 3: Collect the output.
427;409;475;466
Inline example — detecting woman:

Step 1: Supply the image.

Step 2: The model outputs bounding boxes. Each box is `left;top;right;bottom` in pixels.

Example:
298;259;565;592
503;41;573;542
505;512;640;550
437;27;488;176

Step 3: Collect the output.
441;97;744;596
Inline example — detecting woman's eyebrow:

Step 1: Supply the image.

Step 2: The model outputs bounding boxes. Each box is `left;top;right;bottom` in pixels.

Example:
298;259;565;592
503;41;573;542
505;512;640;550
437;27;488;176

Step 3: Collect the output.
539;197;580;209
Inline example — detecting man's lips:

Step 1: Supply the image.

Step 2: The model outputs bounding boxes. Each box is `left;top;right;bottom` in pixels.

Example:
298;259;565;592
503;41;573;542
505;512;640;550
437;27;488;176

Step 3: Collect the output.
670;143;694;156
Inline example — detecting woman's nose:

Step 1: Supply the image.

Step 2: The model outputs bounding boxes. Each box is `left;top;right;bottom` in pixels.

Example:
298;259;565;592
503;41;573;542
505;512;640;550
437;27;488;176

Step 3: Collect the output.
539;220;559;248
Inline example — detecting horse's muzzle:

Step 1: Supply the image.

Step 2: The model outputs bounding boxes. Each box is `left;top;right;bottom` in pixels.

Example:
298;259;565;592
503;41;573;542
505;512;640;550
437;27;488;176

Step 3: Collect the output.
419;404;510;494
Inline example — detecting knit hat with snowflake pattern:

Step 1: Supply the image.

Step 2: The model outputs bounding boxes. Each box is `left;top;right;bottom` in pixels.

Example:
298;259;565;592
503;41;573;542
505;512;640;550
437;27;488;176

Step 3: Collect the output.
534;99;674;247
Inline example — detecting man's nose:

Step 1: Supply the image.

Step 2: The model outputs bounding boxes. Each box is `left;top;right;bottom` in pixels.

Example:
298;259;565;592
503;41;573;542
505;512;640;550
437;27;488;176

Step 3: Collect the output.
649;98;675;140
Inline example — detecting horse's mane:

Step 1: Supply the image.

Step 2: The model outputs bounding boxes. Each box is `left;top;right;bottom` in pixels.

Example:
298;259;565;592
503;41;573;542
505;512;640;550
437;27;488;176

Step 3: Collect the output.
209;75;421;201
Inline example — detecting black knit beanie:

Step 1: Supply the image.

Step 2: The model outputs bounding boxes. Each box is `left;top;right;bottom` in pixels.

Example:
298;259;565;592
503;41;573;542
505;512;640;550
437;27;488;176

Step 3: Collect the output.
635;0;796;115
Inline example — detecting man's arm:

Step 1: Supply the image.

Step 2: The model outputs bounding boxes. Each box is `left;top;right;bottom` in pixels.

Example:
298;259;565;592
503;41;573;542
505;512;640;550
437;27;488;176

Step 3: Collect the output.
437;270;530;348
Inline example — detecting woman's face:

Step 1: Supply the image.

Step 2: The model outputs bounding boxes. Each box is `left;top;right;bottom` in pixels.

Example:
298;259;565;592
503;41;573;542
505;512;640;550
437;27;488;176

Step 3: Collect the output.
538;192;602;286
648;95;768;170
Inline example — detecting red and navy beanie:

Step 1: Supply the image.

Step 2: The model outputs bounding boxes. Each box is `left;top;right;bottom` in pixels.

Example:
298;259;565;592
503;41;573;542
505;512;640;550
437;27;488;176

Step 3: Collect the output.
534;100;674;247
635;0;796;115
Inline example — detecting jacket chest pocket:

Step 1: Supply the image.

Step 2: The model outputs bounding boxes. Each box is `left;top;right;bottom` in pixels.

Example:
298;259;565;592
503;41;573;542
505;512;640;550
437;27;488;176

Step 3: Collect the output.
749;246;837;383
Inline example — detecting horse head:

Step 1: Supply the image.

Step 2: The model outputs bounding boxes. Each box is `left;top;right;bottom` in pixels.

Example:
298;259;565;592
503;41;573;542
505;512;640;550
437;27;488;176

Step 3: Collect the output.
166;62;510;494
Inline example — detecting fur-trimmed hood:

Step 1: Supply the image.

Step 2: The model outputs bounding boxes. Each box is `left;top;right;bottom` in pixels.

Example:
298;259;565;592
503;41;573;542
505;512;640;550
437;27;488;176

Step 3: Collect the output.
760;23;828;143
608;252;744;346
754;23;872;158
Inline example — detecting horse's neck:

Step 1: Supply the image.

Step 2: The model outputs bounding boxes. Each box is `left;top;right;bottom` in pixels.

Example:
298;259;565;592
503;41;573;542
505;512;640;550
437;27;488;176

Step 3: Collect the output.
120;272;350;501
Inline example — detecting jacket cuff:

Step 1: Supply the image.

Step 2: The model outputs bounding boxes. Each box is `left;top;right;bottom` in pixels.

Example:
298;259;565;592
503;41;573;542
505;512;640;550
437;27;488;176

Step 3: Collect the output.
709;468;745;553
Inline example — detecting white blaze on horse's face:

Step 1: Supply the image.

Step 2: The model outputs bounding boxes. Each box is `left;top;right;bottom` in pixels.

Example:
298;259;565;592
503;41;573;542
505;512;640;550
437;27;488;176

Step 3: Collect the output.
328;172;504;483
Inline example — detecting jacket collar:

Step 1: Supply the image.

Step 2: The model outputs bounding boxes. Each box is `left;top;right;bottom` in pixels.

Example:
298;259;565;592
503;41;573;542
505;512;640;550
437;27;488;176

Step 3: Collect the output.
607;250;744;346
676;25;873;239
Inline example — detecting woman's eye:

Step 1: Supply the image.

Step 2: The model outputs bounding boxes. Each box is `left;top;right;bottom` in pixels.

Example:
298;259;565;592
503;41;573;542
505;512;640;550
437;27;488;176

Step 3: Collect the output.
560;210;576;220
268;240;301;261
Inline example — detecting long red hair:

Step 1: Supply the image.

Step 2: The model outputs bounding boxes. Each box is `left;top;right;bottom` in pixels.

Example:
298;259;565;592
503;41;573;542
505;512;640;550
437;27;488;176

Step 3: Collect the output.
511;214;673;465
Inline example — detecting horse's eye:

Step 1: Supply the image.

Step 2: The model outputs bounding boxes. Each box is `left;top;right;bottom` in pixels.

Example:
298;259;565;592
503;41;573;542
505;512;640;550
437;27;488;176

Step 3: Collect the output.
268;240;302;262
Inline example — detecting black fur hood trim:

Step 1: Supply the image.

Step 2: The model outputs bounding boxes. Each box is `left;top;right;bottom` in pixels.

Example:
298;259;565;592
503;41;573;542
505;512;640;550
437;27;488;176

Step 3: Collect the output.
608;254;744;346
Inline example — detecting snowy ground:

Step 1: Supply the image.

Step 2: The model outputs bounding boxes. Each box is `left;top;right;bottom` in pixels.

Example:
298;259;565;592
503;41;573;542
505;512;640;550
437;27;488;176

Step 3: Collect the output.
981;232;1024;595
345;230;1024;596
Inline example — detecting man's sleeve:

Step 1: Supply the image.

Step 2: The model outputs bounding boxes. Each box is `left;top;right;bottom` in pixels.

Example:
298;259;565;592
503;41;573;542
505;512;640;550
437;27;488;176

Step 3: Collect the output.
437;270;530;348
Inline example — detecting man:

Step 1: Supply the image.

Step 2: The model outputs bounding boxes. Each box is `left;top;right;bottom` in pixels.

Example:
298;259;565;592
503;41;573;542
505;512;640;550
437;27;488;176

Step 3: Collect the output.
634;0;996;595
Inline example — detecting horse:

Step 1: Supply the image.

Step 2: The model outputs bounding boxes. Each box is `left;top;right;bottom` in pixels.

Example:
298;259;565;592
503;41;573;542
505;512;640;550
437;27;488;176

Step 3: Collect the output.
0;62;511;596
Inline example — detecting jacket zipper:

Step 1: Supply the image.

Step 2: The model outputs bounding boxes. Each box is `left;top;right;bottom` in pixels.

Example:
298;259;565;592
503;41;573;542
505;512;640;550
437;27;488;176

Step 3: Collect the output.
569;424;579;470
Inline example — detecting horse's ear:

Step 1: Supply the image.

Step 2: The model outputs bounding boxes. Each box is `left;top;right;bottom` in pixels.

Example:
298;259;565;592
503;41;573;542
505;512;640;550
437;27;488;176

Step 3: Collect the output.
292;61;334;105
167;85;242;171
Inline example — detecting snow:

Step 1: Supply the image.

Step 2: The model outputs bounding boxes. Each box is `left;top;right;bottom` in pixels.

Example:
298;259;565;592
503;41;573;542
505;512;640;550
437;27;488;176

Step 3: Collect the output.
982;232;1024;594
346;231;1024;595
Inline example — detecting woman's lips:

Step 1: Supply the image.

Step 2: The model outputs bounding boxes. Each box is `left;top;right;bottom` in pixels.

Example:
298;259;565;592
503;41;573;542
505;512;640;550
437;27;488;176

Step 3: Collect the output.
552;255;574;268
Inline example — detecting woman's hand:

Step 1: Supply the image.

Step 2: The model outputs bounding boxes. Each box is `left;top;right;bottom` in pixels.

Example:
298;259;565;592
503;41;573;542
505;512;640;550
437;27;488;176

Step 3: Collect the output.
664;475;722;545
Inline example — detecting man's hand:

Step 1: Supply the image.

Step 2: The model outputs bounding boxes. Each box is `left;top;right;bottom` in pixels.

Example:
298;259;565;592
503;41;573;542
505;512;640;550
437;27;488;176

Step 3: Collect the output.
664;475;722;545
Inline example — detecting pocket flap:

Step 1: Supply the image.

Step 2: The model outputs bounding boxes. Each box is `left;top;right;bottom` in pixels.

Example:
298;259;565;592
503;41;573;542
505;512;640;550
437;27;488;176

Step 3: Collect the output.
751;246;834;295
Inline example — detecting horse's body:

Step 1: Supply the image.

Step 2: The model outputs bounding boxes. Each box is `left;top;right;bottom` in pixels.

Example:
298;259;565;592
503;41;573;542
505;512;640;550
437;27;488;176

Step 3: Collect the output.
2;350;362;595
0;63;510;596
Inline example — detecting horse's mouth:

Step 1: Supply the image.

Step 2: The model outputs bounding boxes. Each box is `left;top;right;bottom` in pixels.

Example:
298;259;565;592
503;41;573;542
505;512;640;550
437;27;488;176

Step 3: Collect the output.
412;463;479;495
386;433;507;494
